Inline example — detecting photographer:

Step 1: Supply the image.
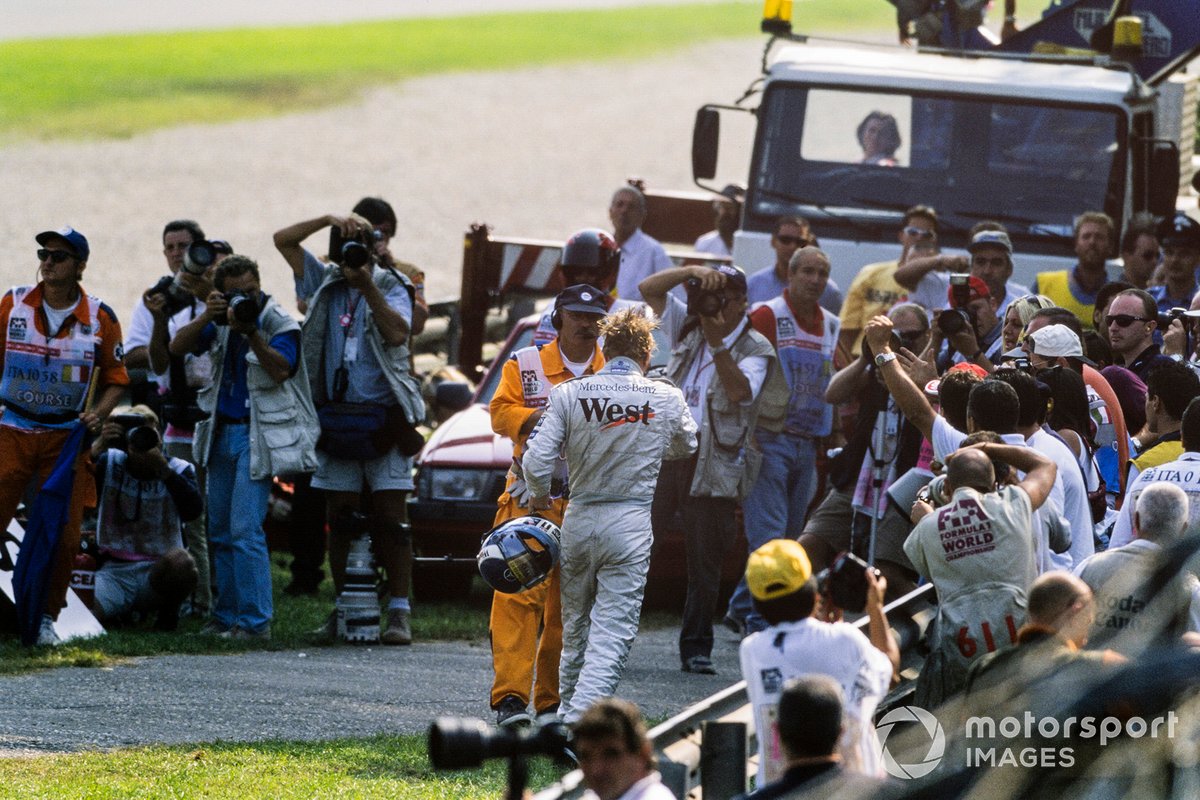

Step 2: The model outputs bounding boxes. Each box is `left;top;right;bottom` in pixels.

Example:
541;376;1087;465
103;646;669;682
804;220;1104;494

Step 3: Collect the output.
739;539;897;785
905;441;1056;704
932;274;1003;372
170;256;319;639
139;225;233;617
88;405;200;631
274;210;424;645
639;264;786;676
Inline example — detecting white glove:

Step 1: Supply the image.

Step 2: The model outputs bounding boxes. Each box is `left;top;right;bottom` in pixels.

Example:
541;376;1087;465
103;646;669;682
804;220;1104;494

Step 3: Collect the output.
507;457;534;507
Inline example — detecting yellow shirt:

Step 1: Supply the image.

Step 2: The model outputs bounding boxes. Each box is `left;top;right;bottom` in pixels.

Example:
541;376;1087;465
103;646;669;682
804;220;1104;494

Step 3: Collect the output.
838;259;907;356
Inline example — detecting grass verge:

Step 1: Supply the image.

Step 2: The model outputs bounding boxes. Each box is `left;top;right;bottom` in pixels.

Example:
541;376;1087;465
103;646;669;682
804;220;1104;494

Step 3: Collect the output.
0;732;568;799
0;2;894;142
0;553;491;676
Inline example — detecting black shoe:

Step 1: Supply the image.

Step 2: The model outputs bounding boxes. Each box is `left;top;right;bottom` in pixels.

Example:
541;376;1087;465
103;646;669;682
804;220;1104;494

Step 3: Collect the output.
682;655;717;675
495;695;532;728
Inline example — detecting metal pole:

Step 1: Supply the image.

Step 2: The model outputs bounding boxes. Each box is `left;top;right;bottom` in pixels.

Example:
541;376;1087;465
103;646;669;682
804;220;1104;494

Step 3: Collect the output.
699;721;747;800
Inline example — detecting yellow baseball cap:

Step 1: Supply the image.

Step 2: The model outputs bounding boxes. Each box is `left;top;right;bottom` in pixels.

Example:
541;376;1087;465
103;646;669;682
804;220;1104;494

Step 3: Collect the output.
746;539;813;601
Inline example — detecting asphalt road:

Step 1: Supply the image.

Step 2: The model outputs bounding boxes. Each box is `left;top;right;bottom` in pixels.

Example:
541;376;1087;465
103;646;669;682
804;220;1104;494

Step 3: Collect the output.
0;624;743;755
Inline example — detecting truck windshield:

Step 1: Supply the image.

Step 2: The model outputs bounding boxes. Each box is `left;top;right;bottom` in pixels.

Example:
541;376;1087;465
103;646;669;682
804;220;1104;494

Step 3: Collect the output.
749;84;1123;241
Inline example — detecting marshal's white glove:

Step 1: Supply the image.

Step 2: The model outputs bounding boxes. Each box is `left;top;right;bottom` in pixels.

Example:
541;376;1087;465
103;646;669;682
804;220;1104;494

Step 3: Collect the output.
507;456;534;507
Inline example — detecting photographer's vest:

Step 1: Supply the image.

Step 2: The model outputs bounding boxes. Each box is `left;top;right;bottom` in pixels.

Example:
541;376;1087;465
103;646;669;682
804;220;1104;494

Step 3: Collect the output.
302;264;424;427
193;297;320;480
1036;270;1095;329
0;285;98;425
665;319;786;498
515;346;552;408
763;296;838;438
96;450;186;560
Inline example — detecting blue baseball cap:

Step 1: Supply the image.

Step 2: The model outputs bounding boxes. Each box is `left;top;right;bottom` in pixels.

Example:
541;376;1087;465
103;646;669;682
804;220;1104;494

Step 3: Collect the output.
35;226;90;262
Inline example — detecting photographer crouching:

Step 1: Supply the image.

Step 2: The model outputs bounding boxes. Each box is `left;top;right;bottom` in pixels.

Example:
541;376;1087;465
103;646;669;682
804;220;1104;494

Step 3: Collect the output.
170;256;320;639
88;405;201;631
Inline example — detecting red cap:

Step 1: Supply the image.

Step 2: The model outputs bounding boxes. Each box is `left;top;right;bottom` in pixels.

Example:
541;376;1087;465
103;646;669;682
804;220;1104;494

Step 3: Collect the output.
947;362;988;378
948;275;990;308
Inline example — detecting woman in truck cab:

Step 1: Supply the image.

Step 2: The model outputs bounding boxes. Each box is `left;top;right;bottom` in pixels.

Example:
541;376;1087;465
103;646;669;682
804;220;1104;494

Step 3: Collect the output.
857;111;901;167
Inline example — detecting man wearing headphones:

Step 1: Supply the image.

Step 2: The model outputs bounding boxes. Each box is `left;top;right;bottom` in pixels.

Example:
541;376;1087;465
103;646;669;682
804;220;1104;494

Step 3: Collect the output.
488;284;607;727
531;229;643;347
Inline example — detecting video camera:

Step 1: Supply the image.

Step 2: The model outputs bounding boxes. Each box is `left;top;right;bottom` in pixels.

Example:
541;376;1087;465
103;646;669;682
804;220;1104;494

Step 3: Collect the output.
936;273;976;336
685;277;727;318
817;551;881;614
329;226;383;270
110;413;161;454
212;290;262;327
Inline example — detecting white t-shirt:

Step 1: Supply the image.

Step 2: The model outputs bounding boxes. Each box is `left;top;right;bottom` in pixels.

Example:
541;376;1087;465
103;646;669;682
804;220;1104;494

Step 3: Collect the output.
41;298;80;334
660;295;768;427
693;230;730;257
1110;451;1200;548
740;617;892;785
582;772;677;800
911;271;1030;319
124;296;154;351
1027;428;1095;570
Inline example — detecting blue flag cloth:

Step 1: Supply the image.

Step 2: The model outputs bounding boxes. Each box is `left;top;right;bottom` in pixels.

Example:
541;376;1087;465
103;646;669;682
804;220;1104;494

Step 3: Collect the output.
12;421;88;646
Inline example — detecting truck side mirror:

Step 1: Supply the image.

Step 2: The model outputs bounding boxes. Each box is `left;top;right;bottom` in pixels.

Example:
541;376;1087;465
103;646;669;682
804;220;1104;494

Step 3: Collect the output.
692;107;720;181
1147;141;1180;218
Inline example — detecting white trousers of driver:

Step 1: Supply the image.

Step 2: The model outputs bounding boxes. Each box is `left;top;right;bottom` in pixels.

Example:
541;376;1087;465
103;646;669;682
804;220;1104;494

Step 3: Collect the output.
557;500;653;724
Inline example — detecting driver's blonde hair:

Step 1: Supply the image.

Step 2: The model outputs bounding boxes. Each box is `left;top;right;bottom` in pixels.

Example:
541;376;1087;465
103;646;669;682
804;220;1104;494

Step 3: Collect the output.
600;308;658;365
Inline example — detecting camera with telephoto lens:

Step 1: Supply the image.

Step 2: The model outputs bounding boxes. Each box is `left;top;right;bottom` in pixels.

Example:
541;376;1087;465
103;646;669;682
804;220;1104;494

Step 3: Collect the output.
816;551;882;614
182;240;218;277
329;226;384;270
213;290;262;327
427;715;574;771
111;413;161;454
937;273;975;336
685;277;728;318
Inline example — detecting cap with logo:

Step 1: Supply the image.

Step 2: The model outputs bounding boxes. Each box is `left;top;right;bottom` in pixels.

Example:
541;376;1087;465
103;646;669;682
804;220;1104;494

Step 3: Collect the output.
947;275;990;308
967;229;1013;256
713;263;748;294
746;539;813;601
35;226;90;262
1156;212;1200;250
554;284;609;315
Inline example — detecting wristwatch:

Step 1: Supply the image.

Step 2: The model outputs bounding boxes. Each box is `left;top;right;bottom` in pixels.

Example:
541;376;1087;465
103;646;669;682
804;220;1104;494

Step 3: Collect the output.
874;351;897;368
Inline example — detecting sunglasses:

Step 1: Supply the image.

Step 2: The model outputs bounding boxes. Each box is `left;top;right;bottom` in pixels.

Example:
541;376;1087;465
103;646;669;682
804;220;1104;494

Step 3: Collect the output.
903;226;935;239
775;235;810;247
37;249;75;264
1107;314;1151;328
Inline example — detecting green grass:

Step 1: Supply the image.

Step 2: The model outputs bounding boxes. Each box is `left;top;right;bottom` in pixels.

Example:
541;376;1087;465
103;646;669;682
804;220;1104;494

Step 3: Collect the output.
0;553;491;676
0;732;568;799
0;2;894;143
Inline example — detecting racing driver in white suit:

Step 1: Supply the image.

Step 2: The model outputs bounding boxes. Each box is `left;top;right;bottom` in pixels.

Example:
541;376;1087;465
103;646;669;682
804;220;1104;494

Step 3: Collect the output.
525;308;697;724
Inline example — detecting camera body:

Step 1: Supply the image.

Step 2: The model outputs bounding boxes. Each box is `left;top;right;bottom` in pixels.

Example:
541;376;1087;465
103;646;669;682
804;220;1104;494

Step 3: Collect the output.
685;277;728;318
816;551;881;614
329;227;383;270
145;274;194;317
1158;306;1188;331
111;413;161;454
213;290;261;327
937;273;976;336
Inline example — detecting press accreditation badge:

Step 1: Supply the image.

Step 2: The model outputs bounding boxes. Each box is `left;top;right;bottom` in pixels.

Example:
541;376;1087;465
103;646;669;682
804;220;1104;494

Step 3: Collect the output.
344;336;359;363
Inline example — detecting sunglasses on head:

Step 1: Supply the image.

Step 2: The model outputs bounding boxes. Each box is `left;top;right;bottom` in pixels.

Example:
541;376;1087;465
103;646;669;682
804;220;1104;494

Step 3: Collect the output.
1107;314;1150;328
903;226;935;239
775;235;809;247
37;249;74;264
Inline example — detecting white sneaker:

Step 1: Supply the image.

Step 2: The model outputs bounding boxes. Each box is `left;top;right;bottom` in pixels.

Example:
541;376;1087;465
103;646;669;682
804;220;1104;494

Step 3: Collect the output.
37;615;61;647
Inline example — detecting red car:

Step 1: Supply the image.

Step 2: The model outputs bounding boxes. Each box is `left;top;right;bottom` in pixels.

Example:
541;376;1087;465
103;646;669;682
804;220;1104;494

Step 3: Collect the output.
407;317;746;606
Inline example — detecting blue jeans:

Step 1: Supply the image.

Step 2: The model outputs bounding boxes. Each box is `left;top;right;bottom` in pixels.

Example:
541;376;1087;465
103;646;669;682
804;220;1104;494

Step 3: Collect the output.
207;423;273;632
727;431;817;633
